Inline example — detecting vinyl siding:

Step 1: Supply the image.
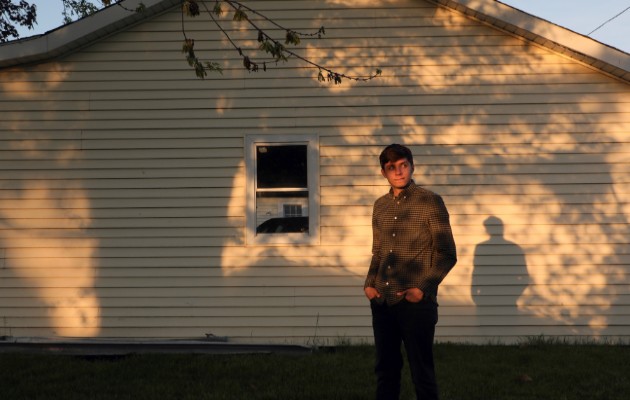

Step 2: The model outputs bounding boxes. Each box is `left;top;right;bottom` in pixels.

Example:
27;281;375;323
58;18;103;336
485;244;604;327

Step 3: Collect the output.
0;0;628;344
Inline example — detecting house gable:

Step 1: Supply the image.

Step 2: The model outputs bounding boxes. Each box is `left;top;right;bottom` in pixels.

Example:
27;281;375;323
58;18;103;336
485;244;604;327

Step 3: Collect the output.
1;0;628;82
432;0;630;83
0;0;180;68
0;0;628;345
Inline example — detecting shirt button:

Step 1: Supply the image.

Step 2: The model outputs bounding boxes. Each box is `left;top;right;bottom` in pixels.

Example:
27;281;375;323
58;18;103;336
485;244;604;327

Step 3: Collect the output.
394;216;398;220
386;282;389;286
392;233;396;237
387;265;391;269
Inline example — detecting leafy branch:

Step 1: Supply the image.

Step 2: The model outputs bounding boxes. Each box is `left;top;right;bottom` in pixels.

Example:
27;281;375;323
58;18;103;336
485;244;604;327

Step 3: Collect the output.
60;1;145;24
181;0;382;84
109;0;146;13
0;0;37;43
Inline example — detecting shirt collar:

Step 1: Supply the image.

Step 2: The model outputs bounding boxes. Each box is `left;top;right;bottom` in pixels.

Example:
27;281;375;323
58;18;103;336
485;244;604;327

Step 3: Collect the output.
389;180;416;198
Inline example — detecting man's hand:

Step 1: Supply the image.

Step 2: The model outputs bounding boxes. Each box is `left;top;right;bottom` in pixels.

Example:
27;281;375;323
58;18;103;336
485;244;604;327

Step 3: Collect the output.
364;286;381;300
397;288;424;303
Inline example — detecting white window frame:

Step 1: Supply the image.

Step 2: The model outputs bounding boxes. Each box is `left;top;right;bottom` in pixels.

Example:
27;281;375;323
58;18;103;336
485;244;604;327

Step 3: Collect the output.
245;134;320;245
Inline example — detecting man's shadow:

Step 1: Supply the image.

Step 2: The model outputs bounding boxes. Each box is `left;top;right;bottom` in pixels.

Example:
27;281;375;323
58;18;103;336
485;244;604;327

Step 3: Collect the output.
472;216;530;314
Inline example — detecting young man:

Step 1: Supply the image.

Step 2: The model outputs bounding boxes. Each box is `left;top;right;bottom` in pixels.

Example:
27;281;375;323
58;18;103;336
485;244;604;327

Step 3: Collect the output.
364;144;457;400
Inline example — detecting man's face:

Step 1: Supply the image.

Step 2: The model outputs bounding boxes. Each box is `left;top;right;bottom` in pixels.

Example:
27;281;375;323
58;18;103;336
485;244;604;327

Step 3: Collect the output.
381;158;414;192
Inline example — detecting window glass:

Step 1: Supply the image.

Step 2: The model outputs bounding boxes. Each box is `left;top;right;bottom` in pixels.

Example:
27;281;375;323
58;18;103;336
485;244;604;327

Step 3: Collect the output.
246;135;319;245
256;145;307;188
255;144;308;234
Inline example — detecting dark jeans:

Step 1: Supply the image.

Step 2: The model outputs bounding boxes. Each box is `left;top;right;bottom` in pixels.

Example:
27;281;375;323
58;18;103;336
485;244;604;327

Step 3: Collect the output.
370;299;439;400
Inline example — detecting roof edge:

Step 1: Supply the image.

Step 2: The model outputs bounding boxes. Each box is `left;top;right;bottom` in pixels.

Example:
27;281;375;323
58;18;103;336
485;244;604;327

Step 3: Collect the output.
0;0;181;68
431;0;630;82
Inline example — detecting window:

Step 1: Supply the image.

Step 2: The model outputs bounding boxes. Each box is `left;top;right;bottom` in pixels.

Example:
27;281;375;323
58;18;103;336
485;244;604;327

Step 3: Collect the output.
283;204;303;218
246;135;319;244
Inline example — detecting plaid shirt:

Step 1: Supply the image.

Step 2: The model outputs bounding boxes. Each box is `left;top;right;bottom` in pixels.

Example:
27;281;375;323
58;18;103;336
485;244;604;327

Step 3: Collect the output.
365;182;457;305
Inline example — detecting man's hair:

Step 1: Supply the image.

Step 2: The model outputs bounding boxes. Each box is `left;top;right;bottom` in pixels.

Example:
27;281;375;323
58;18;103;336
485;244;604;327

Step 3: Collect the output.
379;144;414;169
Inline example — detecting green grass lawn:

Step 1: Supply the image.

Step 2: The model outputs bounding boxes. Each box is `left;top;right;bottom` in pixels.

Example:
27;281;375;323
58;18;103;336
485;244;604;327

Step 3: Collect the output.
2;342;629;399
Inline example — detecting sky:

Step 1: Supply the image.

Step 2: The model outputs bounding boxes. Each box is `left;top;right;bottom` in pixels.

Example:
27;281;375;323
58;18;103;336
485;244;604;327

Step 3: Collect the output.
14;0;630;53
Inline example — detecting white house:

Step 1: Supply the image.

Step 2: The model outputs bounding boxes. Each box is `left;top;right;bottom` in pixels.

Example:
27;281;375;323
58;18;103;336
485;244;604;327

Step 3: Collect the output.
0;0;628;345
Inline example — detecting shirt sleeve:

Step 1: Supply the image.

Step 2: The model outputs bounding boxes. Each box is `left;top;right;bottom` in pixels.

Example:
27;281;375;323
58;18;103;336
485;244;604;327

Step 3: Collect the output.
418;194;457;294
364;202;381;288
